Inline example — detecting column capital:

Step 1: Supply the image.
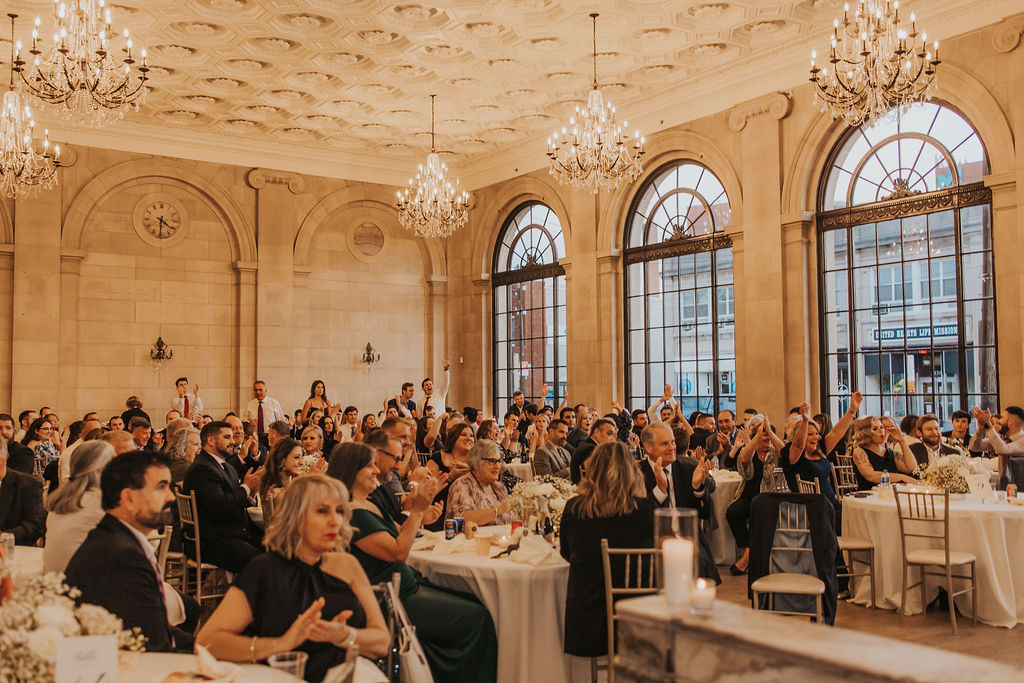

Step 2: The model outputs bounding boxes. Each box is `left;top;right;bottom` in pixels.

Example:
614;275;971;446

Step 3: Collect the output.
728;92;792;131
246;168;306;194
992;18;1023;53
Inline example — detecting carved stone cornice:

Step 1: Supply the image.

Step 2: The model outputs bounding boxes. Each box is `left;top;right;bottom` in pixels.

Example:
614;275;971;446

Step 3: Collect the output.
624;233;733;265
491;262;566;287
246;168;305;194
728;92;792;131
818;184;990;230
992;19;1022;53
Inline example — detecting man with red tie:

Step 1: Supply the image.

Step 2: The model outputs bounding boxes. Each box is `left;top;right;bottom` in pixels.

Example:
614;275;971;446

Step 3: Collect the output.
241;380;285;450
170;377;203;422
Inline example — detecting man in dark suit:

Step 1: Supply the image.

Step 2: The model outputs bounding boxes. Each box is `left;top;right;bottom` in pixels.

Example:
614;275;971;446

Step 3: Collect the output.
910;414;961;467
0;414;35;474
182;421;264;573
569;418;618;484
65;450;194;652
0;440;45;545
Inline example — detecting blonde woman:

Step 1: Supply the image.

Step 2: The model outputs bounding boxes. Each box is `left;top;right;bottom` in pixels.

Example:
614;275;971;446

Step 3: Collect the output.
559;440;654;659
197;475;389;683
850;416;917;490
300;425;326;462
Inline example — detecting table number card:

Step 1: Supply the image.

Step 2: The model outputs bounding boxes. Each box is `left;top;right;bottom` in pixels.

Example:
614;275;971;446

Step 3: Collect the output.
966;473;993;499
56;635;117;683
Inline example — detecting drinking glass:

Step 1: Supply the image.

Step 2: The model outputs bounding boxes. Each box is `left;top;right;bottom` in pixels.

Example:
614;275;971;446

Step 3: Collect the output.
268;651;308;679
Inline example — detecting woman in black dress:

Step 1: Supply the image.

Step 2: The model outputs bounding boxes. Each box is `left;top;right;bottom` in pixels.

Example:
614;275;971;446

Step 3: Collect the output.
197;475;389;683
850;416;917;490
559;440;655;658
423;422;474;531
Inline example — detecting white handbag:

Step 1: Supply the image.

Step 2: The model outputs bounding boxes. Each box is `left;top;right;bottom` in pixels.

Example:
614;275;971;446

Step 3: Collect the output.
398;624;433;683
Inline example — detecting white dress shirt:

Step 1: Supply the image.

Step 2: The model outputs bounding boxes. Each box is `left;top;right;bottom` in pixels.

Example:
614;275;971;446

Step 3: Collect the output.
648;456;675;507
170;393;203;418
421;368;450;414
242;397;285;432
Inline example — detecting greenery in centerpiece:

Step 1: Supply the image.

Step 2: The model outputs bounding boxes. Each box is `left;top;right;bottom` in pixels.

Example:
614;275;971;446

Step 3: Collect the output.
505;475;576;532
913;453;987;494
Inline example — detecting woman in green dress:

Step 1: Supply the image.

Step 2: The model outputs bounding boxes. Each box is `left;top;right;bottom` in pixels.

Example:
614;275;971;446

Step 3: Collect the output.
326;443;498;683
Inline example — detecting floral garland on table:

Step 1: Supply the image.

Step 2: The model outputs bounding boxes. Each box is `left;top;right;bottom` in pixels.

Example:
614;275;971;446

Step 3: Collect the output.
913;453;988;494
505;475;577;532
0;557;146;682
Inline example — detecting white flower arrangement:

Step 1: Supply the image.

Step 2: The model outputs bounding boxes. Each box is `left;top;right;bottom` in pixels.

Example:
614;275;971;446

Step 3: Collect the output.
914;453;987;494
0;558;146;682
506;475;577;532
299;453;325;475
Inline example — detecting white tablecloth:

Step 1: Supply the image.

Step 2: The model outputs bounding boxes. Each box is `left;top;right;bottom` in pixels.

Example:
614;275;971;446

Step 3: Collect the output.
7;545;43;575
710;471;742;565
118;652;388;682
843;494;1024;627
408;546;582;683
506;462;533;483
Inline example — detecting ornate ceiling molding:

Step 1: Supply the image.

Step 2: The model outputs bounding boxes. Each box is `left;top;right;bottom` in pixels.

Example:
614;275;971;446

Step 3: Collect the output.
728;92;792;131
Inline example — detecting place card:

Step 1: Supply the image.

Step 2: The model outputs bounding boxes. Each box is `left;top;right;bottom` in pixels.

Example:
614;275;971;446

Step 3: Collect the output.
56;635;117;683
966;473;992;499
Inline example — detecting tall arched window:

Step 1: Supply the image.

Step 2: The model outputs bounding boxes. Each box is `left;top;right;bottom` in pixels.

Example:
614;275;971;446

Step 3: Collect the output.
625;161;735;417
818;101;995;423
492;202;566;414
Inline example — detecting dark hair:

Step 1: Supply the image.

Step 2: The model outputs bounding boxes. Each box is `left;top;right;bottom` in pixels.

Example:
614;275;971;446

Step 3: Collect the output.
559;407;575;420
343;405;358;416
687;411;701;425
201;420;230;446
813;413;834;437
261;437;300;502
269;420;290;437
128;417;151;432
254;380;266;387
401;382;414;393
326;442;375;492
916;414;940;431
524;403;539;417
22;416;54;445
421;377;432;389
463;407;479;423
100;449;171;511
1005;406;1024;423
548;418;568;432
0;413;13;426
630;409;646;420
362;428;393;452
503;411;518;422
444;422;473;453
125;396;142;409
671;425;691;454
476;419;497;441
900;414;920;434
512;390;523;398
743;408;759;416
718;409;735;420
308;380;328;402
360;414;376;432
319;415;335;433
951;410;970;421
175;377;188;385
17;410;33;424
590;418;616;436
66;421;85;445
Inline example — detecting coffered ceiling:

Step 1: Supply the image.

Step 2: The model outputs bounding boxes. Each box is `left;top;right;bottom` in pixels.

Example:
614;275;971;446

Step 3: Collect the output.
3;0;1019;190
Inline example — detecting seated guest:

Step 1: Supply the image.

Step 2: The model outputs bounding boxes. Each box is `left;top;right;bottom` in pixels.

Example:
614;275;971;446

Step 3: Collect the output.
267;420;291;449
850;417;917;490
99;429;138;455
0;414;35;474
197;475;389;683
182;421;264;573
560;441;655;659
789;405;839;509
65;450;194;652
362;430;430;525
943;409;973;449
166;426;202;484
446;439;517;525
569;418;617;484
225;415;263;477
725;415;783;575
58;416;102;483
259;437;303;510
329;443;498;683
128;417;153;450
22;416;59;465
319;415;338;458
423;422;474;531
43;441;114;572
909;414;960;467
638;423;719;583
566;407;593;450
300;425;326;465
533;417;572;478
968;406;1024;485
0;439;45;546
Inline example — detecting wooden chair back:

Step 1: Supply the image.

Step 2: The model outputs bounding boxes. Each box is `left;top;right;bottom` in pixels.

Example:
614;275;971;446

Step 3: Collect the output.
796;476;821;495
600;539;660;683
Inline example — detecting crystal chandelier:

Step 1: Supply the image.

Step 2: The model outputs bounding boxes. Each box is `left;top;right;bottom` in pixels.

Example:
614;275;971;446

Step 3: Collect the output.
1;15;61;199
396;95;470;239
547;13;644;193
810;0;940;126
12;0;149;127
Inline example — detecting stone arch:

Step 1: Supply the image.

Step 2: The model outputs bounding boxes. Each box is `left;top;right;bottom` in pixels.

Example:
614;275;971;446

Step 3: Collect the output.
61;158;255;262
294;185;446;281
473;173;573;279
783;62;1016;217
600;129;743;252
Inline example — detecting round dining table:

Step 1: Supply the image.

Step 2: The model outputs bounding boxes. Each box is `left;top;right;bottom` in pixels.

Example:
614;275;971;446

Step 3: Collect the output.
710;470;742;565
843;492;1024;627
119;652;388;682
7;545;44;575
408;544;586;683
506;461;533;483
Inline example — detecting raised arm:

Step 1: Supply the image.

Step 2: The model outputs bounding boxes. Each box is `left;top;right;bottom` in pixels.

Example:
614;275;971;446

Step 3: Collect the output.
888;425;917;475
648;385;672;423
824;391;862;454
789;403;811;465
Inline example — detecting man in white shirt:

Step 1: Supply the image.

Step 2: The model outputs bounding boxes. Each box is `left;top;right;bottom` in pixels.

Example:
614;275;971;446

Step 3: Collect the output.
969;406;1024;485
337;406;360;442
15;409;36;443
241;380;285;447
421;361;451;416
647;385;678;424
58;416;102;483
170;377;203;421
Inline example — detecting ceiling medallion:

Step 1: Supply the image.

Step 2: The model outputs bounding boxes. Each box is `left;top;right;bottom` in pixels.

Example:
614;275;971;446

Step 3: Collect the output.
12;2;149;126
547;13;644;194
810;0;940;126
2;16;61;198
396;94;470;239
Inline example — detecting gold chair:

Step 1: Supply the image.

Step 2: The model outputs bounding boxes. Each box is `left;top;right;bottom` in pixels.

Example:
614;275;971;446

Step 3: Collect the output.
750;502;825;622
833;464;859;497
770;467;790;492
599;539;661;683
894;488;977;634
175;489;228;605
795;476;820;494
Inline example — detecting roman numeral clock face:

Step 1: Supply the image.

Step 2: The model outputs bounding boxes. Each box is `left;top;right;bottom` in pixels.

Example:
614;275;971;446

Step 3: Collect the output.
132;194;188;247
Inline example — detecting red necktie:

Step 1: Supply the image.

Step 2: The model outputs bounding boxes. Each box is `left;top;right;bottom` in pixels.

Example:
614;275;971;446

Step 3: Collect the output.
257;401;265;435
183;396;189;418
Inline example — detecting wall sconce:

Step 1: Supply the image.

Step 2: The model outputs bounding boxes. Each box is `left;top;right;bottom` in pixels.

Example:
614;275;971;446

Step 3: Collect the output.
361;341;380;369
150;336;174;367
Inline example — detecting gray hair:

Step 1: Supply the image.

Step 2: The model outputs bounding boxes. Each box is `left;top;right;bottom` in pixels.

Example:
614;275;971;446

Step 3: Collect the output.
264;474;353;558
46;441;115;515
467;438;501;471
640;422;671;446
164;418;194;446
166;426;200;463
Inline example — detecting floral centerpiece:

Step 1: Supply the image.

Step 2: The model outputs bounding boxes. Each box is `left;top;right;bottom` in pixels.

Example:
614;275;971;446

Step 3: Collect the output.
506;475;577;533
299;453;327;475
0;556;146;681
914;453;988;494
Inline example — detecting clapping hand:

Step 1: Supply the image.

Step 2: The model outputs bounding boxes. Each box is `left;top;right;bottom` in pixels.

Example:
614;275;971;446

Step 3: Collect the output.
691;451;712;489
652;456;669;493
243;465;265;491
423;501;444;525
193;383;201;396
280;597;325;650
972;406;992;428
799;401;810;419
307;609;355;646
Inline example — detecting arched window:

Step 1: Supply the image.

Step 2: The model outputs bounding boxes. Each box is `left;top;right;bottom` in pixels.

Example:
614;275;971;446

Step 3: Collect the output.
625;161;735;417
818;101;995;423
492;202;566;414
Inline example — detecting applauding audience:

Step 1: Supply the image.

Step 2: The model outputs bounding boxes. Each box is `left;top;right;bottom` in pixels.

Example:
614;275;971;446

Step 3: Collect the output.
446;439;516;525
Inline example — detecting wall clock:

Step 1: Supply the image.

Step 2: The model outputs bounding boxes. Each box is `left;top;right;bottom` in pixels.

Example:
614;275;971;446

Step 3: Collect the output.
132;194;189;248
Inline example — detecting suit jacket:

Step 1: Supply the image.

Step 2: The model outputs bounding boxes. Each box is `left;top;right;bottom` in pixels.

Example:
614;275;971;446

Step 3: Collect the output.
909;441;960;468
65;514;193;652
182;451;253;544
569;438;597;484
225;451;263;480
0;469;45;545
638;457;710;520
6;443;35;475
534;443;571;478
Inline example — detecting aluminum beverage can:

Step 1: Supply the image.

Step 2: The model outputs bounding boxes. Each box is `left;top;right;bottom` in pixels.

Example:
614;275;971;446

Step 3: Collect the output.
1007;484;1018;500
453;517;465;535
444;519;458;540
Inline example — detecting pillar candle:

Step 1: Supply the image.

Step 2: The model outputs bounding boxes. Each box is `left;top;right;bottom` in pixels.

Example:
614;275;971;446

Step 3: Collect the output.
663;537;693;606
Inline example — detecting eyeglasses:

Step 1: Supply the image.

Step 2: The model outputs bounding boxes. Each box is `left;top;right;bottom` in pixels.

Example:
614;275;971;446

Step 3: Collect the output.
377;449;402;461
480;457;502;465
38;426;53;433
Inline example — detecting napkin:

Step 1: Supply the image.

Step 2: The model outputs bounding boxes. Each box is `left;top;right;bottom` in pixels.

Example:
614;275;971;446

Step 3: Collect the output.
431;535;476;554
412;530;443;551
507;535;563;566
194;644;241;682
